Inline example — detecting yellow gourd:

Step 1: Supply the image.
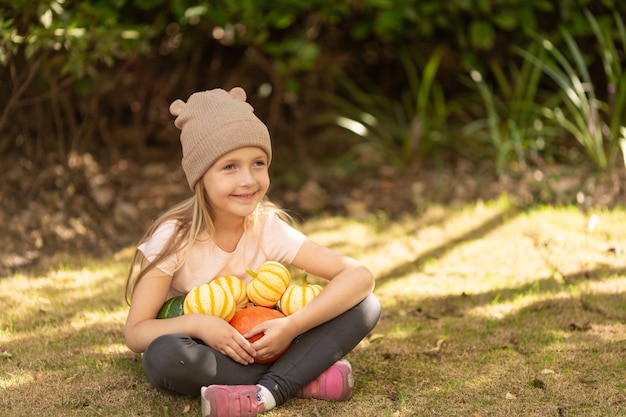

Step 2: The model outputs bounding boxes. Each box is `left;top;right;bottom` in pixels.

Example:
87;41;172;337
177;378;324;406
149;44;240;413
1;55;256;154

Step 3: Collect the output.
279;272;323;315
211;275;249;311
184;282;236;321
246;261;291;307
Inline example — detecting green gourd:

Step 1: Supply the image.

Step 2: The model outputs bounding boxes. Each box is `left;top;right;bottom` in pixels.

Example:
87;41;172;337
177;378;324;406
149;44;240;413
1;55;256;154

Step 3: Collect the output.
156;295;185;319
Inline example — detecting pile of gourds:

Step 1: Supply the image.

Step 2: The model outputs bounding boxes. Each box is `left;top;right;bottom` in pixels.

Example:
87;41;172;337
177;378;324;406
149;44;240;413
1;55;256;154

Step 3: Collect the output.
156;261;324;362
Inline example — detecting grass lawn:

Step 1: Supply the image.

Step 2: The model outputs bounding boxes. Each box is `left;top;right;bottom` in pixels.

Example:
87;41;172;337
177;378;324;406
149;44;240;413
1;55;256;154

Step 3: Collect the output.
1;197;625;416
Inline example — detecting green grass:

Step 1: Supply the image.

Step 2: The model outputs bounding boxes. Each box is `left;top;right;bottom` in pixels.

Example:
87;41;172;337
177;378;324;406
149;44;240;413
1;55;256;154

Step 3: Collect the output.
1;197;625;416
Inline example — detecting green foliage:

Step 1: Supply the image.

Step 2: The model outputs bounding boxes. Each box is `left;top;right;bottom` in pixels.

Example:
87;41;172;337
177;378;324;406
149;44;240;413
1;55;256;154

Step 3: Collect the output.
461;42;557;175
4;0;612;97
0;0;153;77
315;47;450;172
164;0;354;95
589;10;626;170
348;0;555;51
3;0;626;176
519;10;626;171
0;0;161;160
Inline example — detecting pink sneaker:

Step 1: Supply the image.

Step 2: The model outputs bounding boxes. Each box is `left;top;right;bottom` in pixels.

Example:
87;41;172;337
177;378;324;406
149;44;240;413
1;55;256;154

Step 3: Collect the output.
201;385;265;417
295;359;354;401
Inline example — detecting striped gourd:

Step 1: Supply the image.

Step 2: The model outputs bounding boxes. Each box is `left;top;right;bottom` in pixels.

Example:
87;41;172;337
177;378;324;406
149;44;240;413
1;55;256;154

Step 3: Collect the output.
211;275;249;311
246;261;291;307
183;282;236;321
279;272;323;315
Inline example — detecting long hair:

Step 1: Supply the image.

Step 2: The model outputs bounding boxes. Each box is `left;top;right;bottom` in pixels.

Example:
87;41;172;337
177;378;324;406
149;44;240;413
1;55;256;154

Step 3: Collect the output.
124;180;291;305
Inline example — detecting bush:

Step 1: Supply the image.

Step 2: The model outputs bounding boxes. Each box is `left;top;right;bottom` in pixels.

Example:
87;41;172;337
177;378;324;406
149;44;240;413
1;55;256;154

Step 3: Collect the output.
1;0;625;173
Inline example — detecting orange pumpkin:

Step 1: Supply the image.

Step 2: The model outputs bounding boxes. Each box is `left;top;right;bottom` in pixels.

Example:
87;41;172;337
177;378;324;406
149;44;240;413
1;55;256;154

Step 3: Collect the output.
211;275;249;311
279;272;323;315
246;261;291;307
229;306;292;363
184;282;236;321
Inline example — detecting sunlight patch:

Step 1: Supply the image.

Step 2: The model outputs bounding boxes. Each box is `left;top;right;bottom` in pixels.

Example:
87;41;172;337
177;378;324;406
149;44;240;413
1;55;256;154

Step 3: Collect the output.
0;370;34;389
467;302;518;320
48;265;120;288
90;342;129;355
72;309;127;330
304;218;376;250
588;323;626;343
466;292;569;320
580;276;626;294
376;274;454;298
385;325;415;340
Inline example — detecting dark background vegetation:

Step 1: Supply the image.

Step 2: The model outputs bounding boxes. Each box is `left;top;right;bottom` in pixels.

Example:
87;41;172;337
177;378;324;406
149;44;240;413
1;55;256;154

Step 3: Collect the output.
1;0;625;275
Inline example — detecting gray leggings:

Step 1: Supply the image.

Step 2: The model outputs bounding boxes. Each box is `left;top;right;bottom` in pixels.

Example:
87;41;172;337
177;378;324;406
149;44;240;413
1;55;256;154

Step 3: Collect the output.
142;293;381;405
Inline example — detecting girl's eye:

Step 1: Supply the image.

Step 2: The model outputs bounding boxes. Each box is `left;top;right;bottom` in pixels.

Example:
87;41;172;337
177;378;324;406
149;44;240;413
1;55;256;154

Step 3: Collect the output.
223;164;236;171
254;160;267;167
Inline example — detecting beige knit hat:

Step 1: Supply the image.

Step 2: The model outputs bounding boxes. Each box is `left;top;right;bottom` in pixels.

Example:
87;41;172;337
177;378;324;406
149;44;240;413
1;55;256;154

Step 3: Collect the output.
169;87;272;189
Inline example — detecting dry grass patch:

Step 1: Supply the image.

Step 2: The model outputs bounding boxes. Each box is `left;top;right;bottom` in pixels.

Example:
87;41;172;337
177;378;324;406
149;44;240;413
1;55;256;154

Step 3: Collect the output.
1;198;625;416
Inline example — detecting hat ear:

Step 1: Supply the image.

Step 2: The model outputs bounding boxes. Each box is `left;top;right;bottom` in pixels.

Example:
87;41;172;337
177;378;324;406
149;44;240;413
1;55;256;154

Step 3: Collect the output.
229;87;247;102
169;99;186;116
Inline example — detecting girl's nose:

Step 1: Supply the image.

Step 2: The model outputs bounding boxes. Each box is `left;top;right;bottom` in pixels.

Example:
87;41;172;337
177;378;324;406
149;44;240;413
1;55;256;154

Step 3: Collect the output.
239;168;255;185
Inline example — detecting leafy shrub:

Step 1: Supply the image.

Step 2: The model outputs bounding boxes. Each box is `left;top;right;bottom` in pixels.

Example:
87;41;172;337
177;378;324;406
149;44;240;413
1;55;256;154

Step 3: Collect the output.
461;46;549;176
1;0;625;175
0;0;156;159
312;46;450;172
519;10;626;171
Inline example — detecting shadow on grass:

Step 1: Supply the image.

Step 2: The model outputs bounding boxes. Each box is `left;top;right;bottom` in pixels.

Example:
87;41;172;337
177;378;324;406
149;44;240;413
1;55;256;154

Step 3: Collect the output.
395;265;626;319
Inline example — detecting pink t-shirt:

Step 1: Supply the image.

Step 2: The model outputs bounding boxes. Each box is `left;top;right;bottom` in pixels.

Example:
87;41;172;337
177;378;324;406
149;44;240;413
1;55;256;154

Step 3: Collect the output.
138;212;307;299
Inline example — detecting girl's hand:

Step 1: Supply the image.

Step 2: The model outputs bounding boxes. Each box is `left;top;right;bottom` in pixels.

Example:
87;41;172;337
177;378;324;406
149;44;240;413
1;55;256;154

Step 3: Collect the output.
198;315;257;365
246;317;296;362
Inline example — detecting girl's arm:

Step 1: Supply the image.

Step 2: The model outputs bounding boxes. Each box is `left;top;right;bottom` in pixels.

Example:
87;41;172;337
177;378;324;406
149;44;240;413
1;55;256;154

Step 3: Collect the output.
247;238;375;360
124;261;256;364
286;238;375;334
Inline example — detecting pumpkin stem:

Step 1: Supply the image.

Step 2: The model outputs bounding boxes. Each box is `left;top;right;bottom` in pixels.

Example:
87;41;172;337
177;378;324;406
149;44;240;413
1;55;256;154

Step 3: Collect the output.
245;269;258;279
300;271;308;286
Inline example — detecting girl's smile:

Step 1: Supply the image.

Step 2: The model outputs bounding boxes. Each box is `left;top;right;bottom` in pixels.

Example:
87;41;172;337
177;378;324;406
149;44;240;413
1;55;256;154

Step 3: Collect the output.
232;192;258;201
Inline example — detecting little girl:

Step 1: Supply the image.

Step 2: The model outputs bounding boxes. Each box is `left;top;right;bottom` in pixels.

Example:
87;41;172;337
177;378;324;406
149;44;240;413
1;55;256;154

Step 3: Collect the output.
124;87;381;417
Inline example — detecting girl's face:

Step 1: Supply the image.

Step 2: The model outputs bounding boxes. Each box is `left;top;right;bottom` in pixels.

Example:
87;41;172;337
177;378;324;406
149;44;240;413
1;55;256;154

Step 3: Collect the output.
201;146;270;221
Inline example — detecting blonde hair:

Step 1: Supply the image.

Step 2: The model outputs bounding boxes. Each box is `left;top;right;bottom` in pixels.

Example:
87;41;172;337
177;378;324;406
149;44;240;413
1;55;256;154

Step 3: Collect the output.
124;180;291;305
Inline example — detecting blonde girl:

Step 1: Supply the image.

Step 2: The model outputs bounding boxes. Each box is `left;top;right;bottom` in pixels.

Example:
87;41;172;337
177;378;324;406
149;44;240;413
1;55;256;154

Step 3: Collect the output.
124;87;381;417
